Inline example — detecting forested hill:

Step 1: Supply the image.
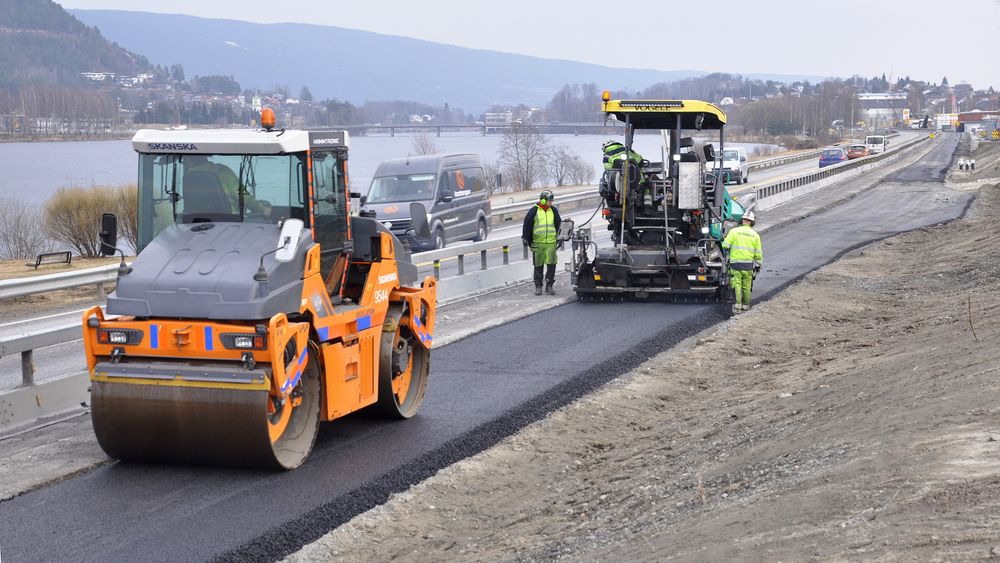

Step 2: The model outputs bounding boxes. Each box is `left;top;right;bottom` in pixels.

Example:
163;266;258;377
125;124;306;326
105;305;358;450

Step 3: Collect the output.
0;0;151;88
69;10;707;112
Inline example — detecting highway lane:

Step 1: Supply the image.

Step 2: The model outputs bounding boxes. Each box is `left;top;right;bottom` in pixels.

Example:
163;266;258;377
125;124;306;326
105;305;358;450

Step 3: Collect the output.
0;136;967;563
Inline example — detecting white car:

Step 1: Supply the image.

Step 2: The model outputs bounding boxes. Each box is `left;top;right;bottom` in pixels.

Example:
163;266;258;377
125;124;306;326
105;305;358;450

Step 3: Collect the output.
865;135;888;154
705;146;749;184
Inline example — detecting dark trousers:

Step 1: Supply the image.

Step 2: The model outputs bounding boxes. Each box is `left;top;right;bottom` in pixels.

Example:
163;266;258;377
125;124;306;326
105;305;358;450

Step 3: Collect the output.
534;264;555;287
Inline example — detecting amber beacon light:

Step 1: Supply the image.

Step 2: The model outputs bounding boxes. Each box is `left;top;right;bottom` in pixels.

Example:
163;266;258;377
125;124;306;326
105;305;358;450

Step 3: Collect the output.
601;90;611;102
261;107;276;131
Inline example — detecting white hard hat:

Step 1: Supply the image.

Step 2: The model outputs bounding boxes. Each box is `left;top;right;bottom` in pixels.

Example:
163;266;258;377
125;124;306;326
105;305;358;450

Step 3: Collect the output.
743;210;756;223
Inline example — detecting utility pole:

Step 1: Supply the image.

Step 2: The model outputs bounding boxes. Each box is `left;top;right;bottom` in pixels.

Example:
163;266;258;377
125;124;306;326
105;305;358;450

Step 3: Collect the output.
850;86;855;139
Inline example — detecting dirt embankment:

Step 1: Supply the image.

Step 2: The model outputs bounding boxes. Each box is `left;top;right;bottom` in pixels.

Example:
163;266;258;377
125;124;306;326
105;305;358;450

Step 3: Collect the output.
950;138;1000;184
290;184;1000;562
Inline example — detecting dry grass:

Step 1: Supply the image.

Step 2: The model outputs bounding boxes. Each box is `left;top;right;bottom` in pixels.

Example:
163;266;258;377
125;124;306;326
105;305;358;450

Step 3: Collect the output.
0;256;121;281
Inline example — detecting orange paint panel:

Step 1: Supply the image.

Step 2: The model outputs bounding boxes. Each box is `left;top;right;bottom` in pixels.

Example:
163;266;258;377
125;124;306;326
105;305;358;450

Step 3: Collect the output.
85;317;270;364
304;244;321;278
319;340;364;421
380;232;395;259
306;149;315;240
359;332;378;405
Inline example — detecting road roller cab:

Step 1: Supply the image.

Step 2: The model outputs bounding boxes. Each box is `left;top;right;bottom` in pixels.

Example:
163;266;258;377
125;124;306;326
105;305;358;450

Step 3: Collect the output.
82;118;437;469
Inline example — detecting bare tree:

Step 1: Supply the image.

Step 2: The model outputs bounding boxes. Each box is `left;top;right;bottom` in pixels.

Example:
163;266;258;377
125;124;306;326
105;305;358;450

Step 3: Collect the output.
498;123;549;191
548;145;594;186
481;160;508;195
548;145;573;187
0;197;51;260
411;133;439;155
568;156;597;185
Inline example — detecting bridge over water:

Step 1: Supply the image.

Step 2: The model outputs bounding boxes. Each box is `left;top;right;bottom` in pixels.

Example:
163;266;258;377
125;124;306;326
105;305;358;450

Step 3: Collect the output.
341;122;627;136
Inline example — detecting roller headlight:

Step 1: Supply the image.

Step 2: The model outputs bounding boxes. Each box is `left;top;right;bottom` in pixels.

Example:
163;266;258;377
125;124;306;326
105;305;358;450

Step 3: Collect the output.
97;328;143;345
221;333;267;350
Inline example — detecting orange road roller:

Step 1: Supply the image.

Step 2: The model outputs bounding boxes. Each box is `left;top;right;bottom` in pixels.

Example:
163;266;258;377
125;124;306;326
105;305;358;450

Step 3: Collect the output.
83;117;436;469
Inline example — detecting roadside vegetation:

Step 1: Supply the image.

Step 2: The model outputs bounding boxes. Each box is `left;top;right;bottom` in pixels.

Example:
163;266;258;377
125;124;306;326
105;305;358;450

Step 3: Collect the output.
412;125;594;194
42;185;136;257
0;196;51;260
0;185;137;262
489;124;594;194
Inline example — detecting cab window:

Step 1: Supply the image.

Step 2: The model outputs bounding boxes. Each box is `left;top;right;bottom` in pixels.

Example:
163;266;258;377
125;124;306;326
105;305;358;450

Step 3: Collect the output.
443;167;484;196
311;151;348;279
136;152;307;252
460;167;485;193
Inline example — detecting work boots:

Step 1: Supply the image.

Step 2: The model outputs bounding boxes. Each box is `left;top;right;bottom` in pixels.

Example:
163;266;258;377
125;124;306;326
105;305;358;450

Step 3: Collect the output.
732;304;741;315
545;284;555;295
535;285;543;296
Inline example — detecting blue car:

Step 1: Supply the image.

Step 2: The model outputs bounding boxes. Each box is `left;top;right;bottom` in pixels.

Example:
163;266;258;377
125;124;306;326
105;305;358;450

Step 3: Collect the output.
819;147;848;168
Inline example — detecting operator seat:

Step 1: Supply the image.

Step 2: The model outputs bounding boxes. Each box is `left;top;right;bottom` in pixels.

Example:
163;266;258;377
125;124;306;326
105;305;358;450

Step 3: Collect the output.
679;136;701;163
182;171;231;218
703;144;717;161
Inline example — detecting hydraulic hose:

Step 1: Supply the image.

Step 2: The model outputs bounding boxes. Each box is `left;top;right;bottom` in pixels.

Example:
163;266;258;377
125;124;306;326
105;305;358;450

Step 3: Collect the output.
576;199;606;228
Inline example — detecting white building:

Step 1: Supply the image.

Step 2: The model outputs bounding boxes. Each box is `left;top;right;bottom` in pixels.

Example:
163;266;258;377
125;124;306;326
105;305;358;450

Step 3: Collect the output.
484;111;513;125
81;72;116;81
858;92;908;127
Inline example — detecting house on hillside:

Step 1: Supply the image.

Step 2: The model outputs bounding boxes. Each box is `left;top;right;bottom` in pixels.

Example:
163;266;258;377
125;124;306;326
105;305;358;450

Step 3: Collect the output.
81;72;116;82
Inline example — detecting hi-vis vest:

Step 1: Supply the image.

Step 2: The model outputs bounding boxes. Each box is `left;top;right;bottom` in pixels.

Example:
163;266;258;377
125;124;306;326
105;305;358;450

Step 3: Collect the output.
722;225;762;265
533;206;557;244
603;143;643;171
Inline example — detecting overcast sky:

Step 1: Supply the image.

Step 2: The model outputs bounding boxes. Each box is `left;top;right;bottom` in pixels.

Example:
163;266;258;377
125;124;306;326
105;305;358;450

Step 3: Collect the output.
57;0;1000;89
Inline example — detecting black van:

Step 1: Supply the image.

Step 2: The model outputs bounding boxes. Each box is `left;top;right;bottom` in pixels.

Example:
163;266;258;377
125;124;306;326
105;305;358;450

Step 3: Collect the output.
360;153;491;251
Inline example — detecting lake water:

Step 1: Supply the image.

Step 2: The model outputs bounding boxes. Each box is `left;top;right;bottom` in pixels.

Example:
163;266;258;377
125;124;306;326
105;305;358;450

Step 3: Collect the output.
0;133;776;205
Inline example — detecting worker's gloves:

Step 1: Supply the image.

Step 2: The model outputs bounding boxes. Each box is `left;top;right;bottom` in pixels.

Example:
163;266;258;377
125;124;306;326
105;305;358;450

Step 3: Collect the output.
752;264;761;279
522;238;529;247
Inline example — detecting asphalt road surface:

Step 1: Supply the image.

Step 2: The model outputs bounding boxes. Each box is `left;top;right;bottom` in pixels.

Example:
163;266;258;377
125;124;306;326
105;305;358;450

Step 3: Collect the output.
0;135;967;562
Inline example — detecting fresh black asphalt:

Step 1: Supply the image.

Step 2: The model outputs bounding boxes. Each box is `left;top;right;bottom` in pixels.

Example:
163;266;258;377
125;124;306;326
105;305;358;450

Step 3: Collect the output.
0;137;970;563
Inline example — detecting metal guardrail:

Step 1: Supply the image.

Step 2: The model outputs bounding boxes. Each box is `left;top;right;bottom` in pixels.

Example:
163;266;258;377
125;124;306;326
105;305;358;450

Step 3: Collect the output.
490;188;602;227
754;134;926;205
1;322;81;387
418;234;527;280
749;148;824;170
0;264;118;300
490;188;596;214
748;131;900;171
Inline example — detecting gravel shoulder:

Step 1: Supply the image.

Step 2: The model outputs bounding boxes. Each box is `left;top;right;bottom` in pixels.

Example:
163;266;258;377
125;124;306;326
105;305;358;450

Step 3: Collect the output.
949;137;1000;185
289;183;1000;562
